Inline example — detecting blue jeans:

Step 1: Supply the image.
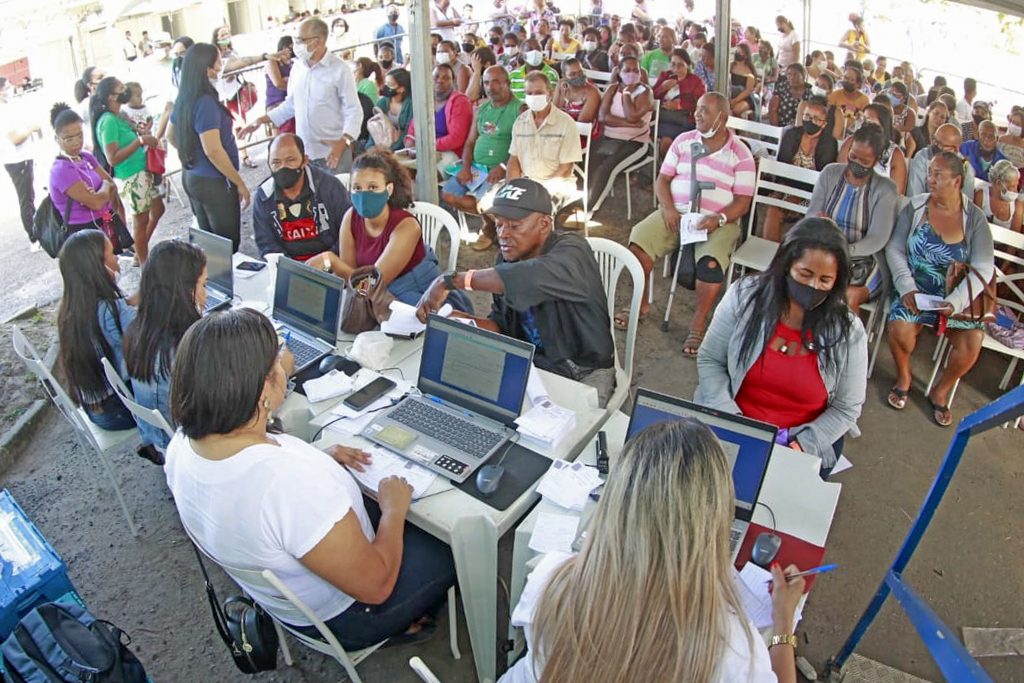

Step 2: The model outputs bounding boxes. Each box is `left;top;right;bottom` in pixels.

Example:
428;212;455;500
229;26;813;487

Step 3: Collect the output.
441;170;493;200
82;394;136;431
294;498;456;651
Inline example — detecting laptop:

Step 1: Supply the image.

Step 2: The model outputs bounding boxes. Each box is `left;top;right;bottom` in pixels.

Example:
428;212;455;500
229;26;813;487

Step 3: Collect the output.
271;256;344;373
626;389;778;561
362;315;535;483
188;227;233;313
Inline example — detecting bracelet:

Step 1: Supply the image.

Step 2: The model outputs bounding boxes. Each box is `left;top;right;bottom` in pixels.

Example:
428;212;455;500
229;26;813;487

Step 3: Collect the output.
768;634;798;650
464;269;475;291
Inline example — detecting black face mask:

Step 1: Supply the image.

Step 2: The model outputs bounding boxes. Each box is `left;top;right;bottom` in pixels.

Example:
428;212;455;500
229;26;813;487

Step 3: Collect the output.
380;59;394;70
273;165;303;190
841;81;856;93
973;114;987;125
489;35;501;45
116;90;132;104
848;160;872;179
172;56;183;71
462;42;475;53
388;13;399;21
786;274;829;311
802;120;822;136
381;85;398;97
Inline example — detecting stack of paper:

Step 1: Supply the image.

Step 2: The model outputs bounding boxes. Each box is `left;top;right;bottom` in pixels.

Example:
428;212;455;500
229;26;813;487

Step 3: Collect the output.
679;212;709;245
380;301;452;337
528;512;580;553
733;563;804;630
516;399;576;449
535;459;602;511
325;370;412;436
302;369;356;403
348;446;439;499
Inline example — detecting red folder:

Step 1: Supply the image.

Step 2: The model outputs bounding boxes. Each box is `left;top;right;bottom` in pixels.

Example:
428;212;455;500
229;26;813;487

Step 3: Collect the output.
733;522;827;592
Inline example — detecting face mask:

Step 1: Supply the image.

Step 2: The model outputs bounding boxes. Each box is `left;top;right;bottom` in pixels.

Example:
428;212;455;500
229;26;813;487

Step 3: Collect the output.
1008;122;1023;137
842;81;856;93
1001;187;1020;202
786;274;829;310
620;71;640;86
567;74;586;87
525;50;543;66
583;40;598;52
848;160;872;179
380;59;394;70
887;92;901;107
172;56;183;72
490;35;501;45
116;91;132;105
811;85;827;97
462;42;475;53
699;112;721;139
505;46;519;56
216;38;231;47
106;265;122;287
351;189;390;219
972;114;987;125
293;41;312;62
208;76;221;90
381;85;397;97
436;51;452;64
524;94;548;112
388;13;399;21
802;120;822;136
273;166;303;190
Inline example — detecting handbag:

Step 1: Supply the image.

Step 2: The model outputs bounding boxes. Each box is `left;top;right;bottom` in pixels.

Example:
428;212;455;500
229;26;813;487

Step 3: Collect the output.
945;261;997;323
190;544;279;674
145;146;166;175
32;193;74;258
97;209;135;255
340;266;395;334
367;107;399;149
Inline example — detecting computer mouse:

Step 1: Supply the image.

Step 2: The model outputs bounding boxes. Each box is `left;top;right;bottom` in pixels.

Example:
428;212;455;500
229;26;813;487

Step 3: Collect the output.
475;465;505;497
751;532;782;568
318;355;361;376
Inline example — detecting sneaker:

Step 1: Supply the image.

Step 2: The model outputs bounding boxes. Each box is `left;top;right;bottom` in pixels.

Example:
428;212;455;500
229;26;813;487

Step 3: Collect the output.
136;444;165;466
29;241;42;253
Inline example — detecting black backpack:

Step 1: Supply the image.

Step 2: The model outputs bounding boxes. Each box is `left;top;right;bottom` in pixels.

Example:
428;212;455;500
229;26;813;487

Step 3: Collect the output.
0;602;147;683
32;193;73;259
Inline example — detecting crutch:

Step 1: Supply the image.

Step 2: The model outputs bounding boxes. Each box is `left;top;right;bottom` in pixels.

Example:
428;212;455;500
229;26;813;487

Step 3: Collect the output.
662;140;716;332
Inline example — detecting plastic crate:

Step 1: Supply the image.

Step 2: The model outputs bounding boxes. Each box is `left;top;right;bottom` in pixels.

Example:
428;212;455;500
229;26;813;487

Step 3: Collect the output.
0;490;77;638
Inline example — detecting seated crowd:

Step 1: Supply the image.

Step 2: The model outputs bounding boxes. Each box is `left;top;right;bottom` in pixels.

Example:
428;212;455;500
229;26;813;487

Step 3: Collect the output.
40;4;1023;681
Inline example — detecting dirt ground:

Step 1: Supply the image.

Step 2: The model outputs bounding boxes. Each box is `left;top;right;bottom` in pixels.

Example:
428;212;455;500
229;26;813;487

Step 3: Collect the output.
0;148;1021;682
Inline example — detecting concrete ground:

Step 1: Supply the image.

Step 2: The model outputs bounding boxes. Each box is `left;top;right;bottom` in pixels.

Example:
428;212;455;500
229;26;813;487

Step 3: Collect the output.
0;147;1021;682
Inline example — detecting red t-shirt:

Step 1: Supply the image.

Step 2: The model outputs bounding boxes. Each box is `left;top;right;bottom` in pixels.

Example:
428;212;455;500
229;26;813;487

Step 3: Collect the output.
735;322;828;429
350;207;425;278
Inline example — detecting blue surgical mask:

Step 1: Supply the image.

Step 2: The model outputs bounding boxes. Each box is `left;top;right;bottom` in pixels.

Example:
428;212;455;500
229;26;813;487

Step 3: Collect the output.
887;92;901;106
351;189;390;219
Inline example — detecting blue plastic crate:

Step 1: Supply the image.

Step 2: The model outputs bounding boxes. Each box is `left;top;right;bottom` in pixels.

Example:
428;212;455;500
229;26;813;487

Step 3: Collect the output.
0;490;77;638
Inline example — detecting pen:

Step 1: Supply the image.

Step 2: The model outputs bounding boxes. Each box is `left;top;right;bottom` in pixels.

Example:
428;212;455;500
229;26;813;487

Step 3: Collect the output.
767;563;838;584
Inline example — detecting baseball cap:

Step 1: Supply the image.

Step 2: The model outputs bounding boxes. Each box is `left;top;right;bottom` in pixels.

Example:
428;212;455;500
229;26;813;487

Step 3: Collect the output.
486;178;553;220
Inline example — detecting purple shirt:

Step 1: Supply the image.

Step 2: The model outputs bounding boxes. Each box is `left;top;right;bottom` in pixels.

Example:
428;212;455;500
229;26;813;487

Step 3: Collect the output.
49;151;110;225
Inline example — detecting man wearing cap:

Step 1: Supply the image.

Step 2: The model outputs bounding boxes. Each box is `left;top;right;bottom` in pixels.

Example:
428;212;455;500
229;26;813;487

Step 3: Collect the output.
415;178;616;406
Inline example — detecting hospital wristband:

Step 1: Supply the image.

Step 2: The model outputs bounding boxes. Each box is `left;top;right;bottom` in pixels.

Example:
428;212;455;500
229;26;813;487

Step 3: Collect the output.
464;270;475;291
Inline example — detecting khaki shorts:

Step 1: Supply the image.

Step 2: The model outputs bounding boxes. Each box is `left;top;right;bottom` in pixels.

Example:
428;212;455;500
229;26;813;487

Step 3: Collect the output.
115;170;159;215
629;210;742;271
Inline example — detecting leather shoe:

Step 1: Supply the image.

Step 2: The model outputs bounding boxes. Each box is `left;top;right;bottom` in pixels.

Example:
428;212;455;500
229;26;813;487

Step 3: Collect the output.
136;444;165;466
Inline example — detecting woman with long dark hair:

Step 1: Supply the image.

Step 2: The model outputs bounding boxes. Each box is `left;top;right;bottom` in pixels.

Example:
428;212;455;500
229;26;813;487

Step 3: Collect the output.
56;230;137;432
695;217;867;475
124;240;206;451
370;68;413;152
168;43;250;251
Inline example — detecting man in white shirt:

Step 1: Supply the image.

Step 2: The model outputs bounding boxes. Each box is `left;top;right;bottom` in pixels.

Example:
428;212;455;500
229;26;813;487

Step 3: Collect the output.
1;77;42;250
242;18;363;172
430;0;462;41
123;31;138;62
955;77;976;123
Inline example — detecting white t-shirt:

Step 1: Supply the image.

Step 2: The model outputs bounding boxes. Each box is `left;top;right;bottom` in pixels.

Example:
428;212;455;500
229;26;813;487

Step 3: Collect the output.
955;97;972;123
164;432;374;626
122;104;152;132
430;2;461;41
776;30;800;69
499;553;778;683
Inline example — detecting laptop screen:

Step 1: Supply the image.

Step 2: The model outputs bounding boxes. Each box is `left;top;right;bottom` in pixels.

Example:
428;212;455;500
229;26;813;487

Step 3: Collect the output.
272;257;343;343
188;227;233;296
418;315;535;426
626;389;777;515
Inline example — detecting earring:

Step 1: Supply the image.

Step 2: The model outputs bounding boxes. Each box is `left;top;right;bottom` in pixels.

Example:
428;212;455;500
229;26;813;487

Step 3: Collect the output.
262;398;270;410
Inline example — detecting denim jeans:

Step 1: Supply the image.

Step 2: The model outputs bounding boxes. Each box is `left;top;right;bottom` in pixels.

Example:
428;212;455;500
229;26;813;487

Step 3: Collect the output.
294;498;456;651
82;394;136;431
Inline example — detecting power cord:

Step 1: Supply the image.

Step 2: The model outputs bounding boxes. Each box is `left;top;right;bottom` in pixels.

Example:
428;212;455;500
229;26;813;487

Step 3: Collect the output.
756;501;777;533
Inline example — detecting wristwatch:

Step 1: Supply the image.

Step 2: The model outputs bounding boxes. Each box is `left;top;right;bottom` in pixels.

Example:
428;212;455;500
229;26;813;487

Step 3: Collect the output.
717;212;728;226
443;272;457;290
769;634;798;649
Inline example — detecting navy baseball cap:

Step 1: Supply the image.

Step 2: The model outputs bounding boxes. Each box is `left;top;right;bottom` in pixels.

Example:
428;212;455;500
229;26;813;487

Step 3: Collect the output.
487;178;553;220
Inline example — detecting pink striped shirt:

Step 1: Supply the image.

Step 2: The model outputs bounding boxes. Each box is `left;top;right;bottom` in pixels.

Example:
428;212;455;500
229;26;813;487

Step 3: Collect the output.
660;130;756;213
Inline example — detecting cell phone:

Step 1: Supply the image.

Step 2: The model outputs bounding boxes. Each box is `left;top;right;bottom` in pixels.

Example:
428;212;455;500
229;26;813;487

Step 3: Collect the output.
237;261;267;272
596;430;609;475
343;376;397;411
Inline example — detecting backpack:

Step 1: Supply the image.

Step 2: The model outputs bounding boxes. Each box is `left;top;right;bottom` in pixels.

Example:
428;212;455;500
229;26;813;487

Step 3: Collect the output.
32;193;73;259
1;602;148;683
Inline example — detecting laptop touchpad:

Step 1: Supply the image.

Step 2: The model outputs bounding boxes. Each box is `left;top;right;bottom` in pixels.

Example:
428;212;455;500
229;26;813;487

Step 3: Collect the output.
376;425;417;450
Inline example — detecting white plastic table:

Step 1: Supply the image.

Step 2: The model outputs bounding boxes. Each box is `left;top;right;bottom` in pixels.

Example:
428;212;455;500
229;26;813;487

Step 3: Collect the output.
506;411;844;666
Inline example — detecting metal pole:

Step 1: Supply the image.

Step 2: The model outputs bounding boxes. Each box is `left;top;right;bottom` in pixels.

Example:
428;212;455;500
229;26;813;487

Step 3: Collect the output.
408;0;438;204
713;0;731;95
802;0;811;65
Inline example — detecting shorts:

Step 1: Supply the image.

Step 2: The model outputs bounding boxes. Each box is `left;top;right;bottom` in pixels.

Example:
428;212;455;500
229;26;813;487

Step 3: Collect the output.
629;209;742;271
115;169;159;215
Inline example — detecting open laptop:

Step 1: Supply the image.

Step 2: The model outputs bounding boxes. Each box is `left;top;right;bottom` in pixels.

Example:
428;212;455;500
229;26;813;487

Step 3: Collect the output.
271;256;343;373
626;389;778;561
188;227;233;313
362;315;535;483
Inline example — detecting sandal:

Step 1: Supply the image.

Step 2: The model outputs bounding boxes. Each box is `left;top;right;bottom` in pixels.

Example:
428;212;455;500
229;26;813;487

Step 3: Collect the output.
887;386;909;411
614;307;648;331
241;156;258;169
682;328;705;356
928;397;953;427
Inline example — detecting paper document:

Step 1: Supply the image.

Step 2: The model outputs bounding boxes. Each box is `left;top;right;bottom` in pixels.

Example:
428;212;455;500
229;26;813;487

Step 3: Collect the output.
516;400;576;449
347;446;439;499
302;369;355;404
830;455;853;476
528;512;581;554
679;212;709;245
380;301;452;337
914;293;948;311
535;459;602;511
733;563;803;630
526;367;550;406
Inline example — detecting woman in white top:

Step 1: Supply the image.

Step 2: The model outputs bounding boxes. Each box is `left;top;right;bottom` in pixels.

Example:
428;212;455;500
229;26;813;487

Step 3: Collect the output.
164;308;455;650
974;159;1022;231
501;419;805;683
774;15;801;71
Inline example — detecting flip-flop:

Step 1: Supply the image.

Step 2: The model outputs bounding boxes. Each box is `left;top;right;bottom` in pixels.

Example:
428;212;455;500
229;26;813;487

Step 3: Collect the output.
614;308;648;331
241;157;258;169
929;398;953;427
887;386;909;410
682;328;705;356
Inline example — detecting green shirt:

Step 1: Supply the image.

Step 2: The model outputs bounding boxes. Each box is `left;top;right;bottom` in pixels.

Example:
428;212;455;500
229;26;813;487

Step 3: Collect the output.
641;49;672;80
95;112;145;179
473;98;522;169
357;78;379;101
509;64;560;102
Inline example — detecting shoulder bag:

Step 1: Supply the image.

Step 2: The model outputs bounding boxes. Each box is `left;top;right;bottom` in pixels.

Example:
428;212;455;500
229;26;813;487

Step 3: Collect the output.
945;261;997;323
340;266;395;334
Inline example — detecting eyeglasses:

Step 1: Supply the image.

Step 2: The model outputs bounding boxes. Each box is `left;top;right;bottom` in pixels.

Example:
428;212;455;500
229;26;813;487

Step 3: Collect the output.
58;133;84;143
295;35;321;45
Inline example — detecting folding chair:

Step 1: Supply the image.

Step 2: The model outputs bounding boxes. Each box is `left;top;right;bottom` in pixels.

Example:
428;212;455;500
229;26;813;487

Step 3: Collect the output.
11;327;140;536
561;120;595;236
410;201;462;272
100;357;174;443
588;237;644;415
410;656;444;682
725;159;819;286
725;116;783;159
334;172;351;190
622;100;662;221
584;69;613;93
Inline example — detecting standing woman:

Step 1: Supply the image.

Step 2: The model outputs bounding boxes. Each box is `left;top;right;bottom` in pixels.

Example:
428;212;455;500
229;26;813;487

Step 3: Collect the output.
169;43;251;251
124;240;206;452
91;77;163;264
265;36;295;133
775;15;801;71
212;26;276;169
370;69;413;152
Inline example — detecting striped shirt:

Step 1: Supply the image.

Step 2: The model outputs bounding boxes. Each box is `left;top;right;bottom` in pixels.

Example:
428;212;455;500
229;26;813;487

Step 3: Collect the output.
660;130;756;213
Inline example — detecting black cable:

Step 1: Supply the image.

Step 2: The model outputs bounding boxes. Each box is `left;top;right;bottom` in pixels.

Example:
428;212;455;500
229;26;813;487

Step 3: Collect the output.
380;366;405;380
309;394;407;443
756;501;777;532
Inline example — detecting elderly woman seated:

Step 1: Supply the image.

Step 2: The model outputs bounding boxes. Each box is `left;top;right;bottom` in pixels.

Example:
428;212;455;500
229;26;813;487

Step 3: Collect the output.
886;150;994;427
974;159;1022;230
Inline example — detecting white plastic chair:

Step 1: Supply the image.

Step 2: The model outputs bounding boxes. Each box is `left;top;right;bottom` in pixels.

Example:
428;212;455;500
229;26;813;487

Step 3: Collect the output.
335;172;351;189
725;116;783;158
621;100;662;221
12;327;139;536
409;656;444;682
584;69;613;93
588;237;645;415
100;357;174;442
726;159;820;286
560;120;595;236
410;201;462;272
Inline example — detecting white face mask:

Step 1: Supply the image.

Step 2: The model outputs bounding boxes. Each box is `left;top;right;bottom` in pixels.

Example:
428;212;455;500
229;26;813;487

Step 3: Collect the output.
293;41;312;62
525;50;543;67
505;46;519;56
583;40;598;52
524;93;548;112
106;265;122;286
811;85;827;97
1002;186;1020;202
699;112;722;139
1009;122;1023;137
436;51;452;65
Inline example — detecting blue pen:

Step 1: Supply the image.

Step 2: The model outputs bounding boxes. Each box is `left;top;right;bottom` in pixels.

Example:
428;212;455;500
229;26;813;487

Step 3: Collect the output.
284;330;291;346
767;563;838;584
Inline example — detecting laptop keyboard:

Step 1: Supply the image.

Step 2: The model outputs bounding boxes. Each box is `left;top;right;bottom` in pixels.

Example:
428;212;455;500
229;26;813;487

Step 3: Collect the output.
730;525;744;552
204;289;228;313
389;400;504;460
285;334;323;369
